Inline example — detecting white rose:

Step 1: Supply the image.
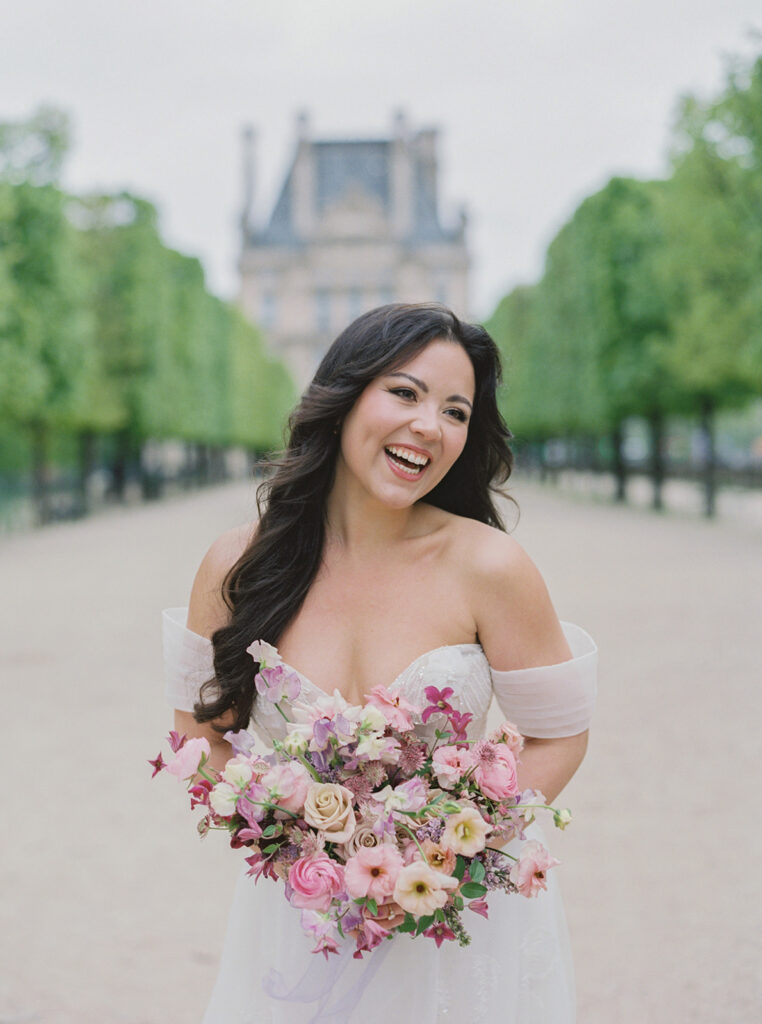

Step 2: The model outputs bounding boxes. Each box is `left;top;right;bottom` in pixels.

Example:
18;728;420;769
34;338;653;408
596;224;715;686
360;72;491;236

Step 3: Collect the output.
303;783;356;843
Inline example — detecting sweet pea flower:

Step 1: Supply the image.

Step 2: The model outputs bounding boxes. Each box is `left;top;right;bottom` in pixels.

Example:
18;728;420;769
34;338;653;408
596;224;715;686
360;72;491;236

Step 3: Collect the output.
261;762;312;814
393;861;458;917
237;780;268;826
441;806;492;857
288;854;345;911
365;685;420;731
344;844;404;901
432;745;474;789
255;664;302;704
509;840;560;897
246;639;282;667
165;737;210;780
472;741;520;801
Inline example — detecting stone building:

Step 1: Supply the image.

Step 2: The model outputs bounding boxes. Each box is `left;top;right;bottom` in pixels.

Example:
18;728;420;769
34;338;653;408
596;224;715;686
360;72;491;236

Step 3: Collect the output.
238;112;470;387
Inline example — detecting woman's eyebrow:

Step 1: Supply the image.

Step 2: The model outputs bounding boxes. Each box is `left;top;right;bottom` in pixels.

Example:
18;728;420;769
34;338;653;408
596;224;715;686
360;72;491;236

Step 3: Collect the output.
387;372;473;410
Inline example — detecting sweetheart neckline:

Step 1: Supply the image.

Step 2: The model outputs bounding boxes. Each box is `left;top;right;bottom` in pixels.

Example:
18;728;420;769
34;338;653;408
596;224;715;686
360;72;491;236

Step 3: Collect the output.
278;642;485;704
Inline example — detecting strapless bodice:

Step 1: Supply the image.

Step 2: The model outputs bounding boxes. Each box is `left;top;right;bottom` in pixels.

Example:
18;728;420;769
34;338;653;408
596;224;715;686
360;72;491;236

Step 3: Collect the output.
162;608;597;742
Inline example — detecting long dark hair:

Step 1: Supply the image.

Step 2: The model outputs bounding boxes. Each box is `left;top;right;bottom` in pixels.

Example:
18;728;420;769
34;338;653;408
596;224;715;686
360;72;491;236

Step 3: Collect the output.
195;302;513;730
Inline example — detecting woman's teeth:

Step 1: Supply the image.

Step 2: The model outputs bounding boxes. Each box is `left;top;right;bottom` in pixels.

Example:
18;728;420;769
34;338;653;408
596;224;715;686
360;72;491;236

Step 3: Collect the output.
385;446;430;475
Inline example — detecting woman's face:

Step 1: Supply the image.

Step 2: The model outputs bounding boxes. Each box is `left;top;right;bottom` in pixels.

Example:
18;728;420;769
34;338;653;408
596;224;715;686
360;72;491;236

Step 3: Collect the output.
335;339;475;509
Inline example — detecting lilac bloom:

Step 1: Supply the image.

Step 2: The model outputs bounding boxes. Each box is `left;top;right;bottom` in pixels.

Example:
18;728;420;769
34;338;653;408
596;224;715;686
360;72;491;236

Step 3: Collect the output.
421;686;455;724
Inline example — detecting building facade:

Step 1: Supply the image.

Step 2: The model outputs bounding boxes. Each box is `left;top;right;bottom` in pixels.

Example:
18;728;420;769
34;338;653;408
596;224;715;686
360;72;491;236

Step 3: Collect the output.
238;112;470;387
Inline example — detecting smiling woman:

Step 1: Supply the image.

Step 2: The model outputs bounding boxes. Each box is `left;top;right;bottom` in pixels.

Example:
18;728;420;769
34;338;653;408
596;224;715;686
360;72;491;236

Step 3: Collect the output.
164;302;596;1022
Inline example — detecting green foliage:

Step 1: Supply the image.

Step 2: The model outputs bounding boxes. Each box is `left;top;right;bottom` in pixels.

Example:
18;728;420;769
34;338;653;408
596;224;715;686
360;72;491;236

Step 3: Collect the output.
0;108;296;491
488;48;762;446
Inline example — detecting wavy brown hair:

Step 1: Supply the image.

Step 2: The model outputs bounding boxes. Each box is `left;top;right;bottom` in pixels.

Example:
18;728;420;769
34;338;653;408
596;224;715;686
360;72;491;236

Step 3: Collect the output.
195;302;513;730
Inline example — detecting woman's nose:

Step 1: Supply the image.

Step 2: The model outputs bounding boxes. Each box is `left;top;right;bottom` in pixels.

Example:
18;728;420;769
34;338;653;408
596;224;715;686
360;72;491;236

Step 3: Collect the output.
410;405;441;440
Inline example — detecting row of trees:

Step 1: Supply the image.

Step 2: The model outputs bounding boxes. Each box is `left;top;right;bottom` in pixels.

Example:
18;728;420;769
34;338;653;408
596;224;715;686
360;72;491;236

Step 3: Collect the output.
487;49;762;515
0;109;296;524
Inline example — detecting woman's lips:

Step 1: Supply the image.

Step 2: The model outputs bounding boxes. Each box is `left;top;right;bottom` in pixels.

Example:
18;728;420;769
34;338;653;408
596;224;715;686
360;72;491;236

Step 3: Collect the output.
384;449;429;481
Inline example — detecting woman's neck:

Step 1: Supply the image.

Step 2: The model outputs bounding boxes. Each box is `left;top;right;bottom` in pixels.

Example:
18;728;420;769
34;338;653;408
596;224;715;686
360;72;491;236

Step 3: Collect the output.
324;472;421;554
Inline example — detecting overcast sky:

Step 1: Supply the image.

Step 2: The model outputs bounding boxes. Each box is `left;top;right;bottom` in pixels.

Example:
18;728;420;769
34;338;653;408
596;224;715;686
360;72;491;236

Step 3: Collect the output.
2;0;760;318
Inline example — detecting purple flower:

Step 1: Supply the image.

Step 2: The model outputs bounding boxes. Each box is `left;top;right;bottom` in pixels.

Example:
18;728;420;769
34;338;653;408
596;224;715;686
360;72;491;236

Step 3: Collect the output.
237;781;268;826
255;664;302;703
224;729;258;756
312;717;335;749
421;686;455;724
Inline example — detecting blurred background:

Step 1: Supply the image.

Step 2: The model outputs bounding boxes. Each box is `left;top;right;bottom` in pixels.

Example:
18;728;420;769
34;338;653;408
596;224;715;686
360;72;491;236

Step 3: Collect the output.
1;3;761;1023
1;0;761;527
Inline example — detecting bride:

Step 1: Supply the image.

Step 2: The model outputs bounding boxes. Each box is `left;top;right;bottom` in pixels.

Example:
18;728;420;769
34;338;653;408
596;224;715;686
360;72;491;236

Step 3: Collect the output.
163;303;597;1023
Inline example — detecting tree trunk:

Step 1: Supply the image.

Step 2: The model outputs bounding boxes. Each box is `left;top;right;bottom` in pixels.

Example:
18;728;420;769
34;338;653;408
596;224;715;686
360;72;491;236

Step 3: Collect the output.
699;397;717;518
77;429;96;516
611;424;627;503
648;410;666;511
30;422;52;526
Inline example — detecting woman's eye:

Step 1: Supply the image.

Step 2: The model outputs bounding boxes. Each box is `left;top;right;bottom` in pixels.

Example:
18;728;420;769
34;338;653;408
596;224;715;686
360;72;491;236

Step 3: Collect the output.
446;408;468;422
390;387;416;400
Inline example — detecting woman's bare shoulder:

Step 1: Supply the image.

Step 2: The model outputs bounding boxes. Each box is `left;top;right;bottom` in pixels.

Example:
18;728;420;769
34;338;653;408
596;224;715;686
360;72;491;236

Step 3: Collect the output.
187;522;257;638
450;518;570;670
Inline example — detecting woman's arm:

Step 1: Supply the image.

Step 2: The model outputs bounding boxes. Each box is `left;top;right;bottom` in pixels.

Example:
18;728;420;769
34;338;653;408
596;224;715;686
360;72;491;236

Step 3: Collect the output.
465;524;589;804
175;523;254;774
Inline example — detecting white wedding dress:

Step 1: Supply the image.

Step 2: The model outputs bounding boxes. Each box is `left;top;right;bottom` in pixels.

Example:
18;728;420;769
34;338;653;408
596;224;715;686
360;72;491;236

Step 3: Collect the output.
162;608;597;1024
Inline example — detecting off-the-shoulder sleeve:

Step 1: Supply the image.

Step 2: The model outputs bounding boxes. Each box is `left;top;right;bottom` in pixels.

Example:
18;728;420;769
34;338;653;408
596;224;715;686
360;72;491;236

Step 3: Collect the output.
162;606;215;712
490;621;597;738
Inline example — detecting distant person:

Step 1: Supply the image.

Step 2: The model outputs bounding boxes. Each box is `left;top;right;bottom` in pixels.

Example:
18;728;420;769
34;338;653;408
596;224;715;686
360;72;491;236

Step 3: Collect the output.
162;303;597;1022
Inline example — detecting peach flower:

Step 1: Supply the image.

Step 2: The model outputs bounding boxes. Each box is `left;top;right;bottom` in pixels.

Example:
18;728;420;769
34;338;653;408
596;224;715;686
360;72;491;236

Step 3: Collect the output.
509;840;560;897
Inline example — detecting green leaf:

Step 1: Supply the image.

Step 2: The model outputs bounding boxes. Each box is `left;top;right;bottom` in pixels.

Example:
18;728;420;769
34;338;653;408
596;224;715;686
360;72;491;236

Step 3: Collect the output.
469;860;486;883
434;909;445;923
453;856;466;881
453;895;464;911
397;914;416;934
365;898;378;916
415;913;436;935
460;882;487;899
261;824;282;838
262;843;279;854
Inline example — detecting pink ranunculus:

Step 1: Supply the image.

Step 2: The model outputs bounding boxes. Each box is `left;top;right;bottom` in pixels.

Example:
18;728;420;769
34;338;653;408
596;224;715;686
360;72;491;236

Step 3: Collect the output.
489;719;525;757
261;762;312;814
288;854;346;911
509;840;560;897
344;844;404;901
432;744;474;788
472;741;520;801
365;685;420;731
165;737;211;779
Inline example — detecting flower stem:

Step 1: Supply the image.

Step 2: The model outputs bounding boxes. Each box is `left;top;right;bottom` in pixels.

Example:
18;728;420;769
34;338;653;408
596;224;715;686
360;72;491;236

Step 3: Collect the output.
398;822;429;864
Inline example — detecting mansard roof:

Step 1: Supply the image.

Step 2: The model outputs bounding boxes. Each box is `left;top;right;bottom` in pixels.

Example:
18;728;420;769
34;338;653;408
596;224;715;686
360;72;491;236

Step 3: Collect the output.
257;135;459;247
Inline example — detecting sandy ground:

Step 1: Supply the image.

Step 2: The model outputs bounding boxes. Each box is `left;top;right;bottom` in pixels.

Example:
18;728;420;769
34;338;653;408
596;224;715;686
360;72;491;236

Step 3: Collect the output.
0;478;760;1024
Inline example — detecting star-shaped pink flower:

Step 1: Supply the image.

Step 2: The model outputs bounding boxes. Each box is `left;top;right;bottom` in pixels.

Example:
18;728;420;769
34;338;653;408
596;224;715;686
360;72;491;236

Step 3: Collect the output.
148;752;166;777
421;685;455;724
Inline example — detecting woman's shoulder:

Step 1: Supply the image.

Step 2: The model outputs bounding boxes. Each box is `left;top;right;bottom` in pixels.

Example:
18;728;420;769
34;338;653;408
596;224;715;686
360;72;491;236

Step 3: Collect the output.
445;515;570;670
186;521;256;638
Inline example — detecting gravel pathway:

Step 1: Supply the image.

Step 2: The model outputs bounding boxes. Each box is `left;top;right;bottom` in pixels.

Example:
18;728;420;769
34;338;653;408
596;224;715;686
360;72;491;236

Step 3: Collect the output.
1;479;759;1023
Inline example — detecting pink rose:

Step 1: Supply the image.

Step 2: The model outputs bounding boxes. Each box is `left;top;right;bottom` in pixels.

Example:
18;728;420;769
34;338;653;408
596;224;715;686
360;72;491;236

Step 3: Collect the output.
509;840;560;897
489;719;525;757
344;844;404;901
261;762;311;814
288;854;345;911
432;744;474;788
472;741;519;801
165;737;210;780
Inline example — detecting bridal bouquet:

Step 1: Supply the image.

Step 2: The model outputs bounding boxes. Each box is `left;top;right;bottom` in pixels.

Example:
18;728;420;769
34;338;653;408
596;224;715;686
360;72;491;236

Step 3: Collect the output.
150;640;572;958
